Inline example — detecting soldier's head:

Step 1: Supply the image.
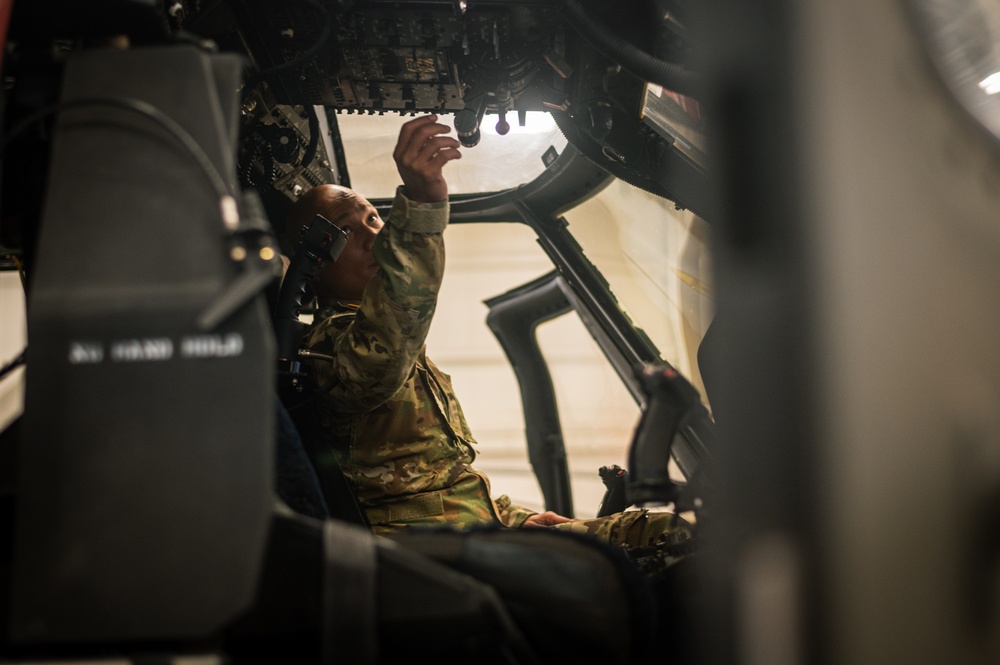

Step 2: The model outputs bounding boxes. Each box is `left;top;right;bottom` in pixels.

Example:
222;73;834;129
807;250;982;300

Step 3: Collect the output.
284;184;384;302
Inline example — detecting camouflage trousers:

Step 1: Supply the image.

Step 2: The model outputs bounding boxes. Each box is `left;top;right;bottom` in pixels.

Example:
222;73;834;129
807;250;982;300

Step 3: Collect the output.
547;509;692;548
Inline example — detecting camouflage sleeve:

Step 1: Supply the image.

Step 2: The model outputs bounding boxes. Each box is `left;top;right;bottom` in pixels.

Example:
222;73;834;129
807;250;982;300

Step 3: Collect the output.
305;188;449;413
493;494;538;528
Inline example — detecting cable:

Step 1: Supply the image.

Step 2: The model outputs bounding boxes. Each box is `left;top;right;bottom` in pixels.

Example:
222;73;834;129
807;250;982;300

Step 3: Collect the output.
1;96;234;201
11;254;25;290
0;348;25;381
298;349;334;362
0;96;240;232
257;0;331;78
240;0;332;101
184;0;228;31
562;0;699;97
301;104;320;168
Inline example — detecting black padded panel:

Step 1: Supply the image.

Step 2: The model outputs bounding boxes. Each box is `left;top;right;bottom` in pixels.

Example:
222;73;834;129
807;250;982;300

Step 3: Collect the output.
9;46;274;645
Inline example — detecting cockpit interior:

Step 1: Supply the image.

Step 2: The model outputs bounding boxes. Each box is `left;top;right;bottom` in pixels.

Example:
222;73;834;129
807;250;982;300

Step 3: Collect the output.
2;0;1000;663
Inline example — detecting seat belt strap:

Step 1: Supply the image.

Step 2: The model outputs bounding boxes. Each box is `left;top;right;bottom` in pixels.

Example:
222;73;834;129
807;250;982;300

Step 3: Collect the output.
322;520;378;665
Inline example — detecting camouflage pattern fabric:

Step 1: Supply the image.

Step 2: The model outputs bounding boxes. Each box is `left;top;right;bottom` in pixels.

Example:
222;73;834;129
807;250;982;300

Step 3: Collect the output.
494;494;539;528
550;509;692;548
303;189;689;547
303;190;525;536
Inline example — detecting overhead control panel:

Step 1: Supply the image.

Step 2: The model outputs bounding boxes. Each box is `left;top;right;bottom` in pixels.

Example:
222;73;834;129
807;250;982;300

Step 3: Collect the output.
175;0;712;217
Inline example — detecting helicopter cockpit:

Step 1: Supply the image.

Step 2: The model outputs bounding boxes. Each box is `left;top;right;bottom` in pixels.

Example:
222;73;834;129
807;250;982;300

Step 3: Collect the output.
3;0;1000;663
0;1;712;663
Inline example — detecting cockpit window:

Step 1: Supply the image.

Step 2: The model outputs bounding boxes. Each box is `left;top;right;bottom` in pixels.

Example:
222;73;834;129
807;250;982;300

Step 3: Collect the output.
562;180;714;399
338;112;568;198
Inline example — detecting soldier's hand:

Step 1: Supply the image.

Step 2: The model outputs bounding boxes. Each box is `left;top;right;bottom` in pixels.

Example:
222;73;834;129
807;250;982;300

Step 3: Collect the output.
523;511;577;527
393;114;462;204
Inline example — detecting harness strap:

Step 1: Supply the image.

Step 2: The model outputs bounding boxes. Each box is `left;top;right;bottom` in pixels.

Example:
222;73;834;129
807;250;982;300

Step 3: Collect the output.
322;520;378;665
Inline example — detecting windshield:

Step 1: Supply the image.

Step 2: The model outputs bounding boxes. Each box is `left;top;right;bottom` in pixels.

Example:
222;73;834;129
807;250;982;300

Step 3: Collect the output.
338;111;568;198
339;117;713;515
562;180;713;400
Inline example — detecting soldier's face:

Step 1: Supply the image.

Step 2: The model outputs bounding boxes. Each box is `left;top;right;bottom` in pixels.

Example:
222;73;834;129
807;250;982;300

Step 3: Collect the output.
315;191;384;301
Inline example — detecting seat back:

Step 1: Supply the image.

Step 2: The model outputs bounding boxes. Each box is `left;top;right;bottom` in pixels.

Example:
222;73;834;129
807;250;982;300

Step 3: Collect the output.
8;45;273;647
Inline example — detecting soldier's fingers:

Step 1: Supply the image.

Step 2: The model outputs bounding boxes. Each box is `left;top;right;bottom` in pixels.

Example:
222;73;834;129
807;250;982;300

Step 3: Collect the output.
413;136;461;163
523;511;576;527
396;136;460;176
396;115;443;146
427;146;463;169
393;115;439;161
399;120;453;158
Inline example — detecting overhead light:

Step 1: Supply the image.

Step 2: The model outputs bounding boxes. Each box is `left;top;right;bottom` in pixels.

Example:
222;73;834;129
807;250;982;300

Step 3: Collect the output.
978;71;1000;95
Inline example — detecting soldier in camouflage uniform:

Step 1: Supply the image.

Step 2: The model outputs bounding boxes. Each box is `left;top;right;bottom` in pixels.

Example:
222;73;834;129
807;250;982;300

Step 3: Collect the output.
290;115;688;548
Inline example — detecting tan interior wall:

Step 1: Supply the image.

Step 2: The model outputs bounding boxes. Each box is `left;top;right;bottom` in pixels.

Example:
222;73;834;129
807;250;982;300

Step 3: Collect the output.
0;272;26;433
